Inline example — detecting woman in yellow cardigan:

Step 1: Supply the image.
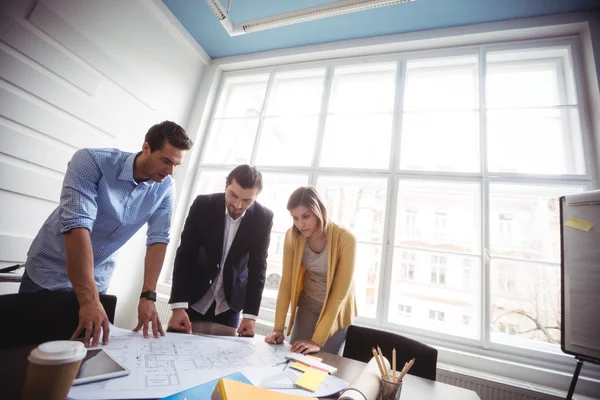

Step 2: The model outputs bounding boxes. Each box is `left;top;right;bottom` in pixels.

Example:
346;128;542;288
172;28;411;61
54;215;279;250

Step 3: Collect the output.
265;186;357;355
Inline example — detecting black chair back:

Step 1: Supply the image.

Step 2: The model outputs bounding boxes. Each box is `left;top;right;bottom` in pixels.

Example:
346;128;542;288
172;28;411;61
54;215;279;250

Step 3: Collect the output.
343;325;438;381
0;292;117;349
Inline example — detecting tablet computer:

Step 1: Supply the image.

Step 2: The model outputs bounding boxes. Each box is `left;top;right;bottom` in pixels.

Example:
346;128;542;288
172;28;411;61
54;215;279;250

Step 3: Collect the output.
72;348;130;385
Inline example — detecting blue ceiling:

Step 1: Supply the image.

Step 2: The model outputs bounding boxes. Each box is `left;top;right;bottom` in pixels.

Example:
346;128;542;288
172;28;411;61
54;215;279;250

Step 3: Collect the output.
163;0;600;58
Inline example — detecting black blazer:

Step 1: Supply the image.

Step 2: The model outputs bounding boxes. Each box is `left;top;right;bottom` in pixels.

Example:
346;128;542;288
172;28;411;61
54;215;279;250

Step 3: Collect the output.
169;193;273;315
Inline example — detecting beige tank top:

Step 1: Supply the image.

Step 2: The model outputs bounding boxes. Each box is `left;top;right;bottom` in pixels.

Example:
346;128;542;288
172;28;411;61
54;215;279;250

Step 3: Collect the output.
301;242;328;305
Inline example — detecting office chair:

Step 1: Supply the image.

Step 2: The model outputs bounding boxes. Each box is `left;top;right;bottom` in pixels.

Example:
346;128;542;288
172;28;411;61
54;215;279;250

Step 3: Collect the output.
0;291;117;349
342;325;438;381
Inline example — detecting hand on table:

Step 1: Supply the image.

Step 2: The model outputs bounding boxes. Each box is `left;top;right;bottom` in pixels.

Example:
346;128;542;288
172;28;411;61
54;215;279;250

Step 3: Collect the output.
291;339;321;355
167;308;192;333
265;330;285;344
237;318;256;337
70;300;110;347
133;298;165;338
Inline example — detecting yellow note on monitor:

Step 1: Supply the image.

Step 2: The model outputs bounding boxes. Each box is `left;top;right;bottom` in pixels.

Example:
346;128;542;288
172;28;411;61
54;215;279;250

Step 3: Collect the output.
294;367;328;392
565;218;594;232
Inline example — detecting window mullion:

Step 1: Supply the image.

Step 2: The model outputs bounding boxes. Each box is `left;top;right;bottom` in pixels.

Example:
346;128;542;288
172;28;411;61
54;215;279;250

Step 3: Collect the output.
377;60;406;325
555;58;577;173
569;39;599;187
309;67;334;184
249;70;276;165
480;46;492;349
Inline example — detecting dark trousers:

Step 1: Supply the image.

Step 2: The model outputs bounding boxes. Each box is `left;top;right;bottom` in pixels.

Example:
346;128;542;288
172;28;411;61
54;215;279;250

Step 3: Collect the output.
186;301;240;329
19;270;54;293
19;270;106;295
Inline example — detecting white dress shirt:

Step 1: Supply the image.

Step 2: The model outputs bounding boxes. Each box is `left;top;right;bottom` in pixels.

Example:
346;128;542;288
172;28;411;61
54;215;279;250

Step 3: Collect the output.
171;207;257;320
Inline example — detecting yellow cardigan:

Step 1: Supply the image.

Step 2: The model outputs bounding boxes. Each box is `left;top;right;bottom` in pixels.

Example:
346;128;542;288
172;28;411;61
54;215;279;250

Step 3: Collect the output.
274;222;357;346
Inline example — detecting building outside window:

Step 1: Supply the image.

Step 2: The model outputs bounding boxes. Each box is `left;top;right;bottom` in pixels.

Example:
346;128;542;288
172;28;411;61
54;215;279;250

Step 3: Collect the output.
430;254;447;285
463;315;472;326
404;208;418;237
429;310;445;322
498;322;519;336
463;267;471;290
399;251;416;281
398;304;413;317
497;264;517;293
434;210;448;238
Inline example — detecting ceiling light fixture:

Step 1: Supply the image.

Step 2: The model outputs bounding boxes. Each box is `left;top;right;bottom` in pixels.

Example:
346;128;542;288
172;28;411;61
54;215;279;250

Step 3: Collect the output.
205;0;414;36
206;0;226;20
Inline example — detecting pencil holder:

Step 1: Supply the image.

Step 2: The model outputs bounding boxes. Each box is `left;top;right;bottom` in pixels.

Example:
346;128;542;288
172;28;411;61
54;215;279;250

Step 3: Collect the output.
377;375;402;400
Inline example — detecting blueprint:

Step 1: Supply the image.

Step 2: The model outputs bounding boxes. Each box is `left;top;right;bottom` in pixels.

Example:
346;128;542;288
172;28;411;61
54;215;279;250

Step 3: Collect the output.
68;326;291;399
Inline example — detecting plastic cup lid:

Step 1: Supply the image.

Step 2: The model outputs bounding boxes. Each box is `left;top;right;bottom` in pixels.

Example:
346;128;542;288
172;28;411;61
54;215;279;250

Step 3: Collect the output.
28;341;87;365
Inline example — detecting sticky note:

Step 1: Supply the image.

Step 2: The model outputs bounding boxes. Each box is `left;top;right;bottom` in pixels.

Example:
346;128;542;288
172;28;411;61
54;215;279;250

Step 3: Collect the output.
290;362;309;372
289;355;322;372
565;218;594;232
294;367;328;392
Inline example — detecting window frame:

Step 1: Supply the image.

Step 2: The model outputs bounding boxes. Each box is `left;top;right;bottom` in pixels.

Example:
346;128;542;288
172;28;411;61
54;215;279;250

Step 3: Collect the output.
160;32;599;388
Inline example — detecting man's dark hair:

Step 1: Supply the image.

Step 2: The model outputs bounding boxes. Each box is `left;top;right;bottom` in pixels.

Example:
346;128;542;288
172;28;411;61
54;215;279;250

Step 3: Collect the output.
226;165;263;193
145;121;193;152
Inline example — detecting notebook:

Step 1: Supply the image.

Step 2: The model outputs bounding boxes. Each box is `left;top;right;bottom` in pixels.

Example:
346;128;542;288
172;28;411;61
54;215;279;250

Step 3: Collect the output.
160;372;251;399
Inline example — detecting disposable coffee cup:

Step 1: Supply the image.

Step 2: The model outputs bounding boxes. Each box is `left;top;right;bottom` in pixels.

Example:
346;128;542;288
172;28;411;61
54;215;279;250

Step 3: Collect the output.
22;340;87;400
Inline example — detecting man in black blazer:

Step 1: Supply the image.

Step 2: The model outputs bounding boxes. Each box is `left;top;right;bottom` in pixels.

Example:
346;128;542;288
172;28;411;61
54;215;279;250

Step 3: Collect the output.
168;165;273;336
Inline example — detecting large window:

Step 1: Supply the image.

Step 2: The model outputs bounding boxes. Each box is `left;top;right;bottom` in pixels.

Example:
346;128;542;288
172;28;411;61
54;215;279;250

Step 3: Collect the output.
188;39;592;360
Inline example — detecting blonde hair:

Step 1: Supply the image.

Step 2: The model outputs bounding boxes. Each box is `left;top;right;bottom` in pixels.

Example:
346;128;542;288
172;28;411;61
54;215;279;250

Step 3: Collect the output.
287;186;329;236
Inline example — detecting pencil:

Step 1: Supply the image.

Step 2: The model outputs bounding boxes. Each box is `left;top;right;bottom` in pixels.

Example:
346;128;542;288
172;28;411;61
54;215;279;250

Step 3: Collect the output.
397;358;415;382
372;347;386;378
376;346;388;379
392;348;396;381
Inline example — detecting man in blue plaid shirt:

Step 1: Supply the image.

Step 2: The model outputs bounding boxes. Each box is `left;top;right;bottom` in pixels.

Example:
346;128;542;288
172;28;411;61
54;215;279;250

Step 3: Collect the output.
20;121;193;347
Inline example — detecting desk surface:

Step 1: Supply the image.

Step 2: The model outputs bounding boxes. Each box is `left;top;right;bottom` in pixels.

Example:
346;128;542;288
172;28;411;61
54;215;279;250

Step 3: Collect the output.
189;322;479;400
0;321;480;400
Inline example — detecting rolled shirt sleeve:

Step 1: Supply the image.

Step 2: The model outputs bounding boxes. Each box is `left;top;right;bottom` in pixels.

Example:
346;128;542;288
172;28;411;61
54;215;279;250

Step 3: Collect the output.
146;183;174;246
59;149;100;233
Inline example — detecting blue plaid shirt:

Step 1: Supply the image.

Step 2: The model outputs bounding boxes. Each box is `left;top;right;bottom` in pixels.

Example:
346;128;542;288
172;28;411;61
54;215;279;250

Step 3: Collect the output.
25;148;174;292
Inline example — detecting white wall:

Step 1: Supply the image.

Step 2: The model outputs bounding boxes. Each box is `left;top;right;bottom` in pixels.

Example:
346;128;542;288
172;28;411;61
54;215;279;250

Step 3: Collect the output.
0;0;208;327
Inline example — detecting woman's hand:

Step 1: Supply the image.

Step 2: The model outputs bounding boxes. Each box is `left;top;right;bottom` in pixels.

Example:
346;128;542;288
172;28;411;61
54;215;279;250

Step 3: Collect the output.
265;330;285;344
291;339;321;355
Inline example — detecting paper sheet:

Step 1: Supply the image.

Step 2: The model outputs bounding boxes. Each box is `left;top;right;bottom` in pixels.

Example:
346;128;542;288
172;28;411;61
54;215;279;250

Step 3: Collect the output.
562;199;600;360
567;271;600;351
246;365;348;398
68;327;291;399
339;356;390;400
